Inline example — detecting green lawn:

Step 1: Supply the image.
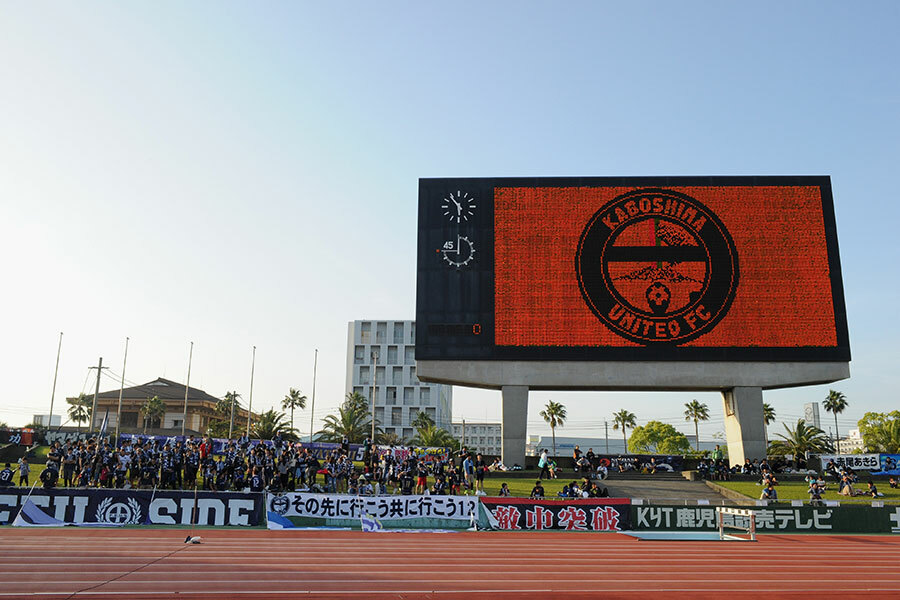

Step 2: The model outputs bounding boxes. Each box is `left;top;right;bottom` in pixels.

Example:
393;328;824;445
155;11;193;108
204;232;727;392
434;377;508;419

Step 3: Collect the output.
714;480;900;504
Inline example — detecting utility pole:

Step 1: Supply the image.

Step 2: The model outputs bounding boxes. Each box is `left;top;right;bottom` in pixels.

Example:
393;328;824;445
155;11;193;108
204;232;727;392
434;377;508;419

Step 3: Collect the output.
115;337;130;447
88;357;108;434
370;349;378;444
246;346;256;438
182;342;193;437
462;419;466;447
48;332;63;428
605;420;609;454
309;349;318;443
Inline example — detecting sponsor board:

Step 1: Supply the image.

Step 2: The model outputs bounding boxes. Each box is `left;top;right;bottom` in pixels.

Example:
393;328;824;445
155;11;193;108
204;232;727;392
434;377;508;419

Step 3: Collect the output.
632;504;900;535
267;493;480;529
480;497;631;531
0;489;264;526
0;428;34;446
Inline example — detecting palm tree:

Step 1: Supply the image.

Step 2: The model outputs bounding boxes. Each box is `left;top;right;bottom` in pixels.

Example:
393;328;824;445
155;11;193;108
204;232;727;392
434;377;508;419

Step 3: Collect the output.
317;394;379;443
251;409;294;440
281;388;307;437
768;419;833;466
867;419;900;453
139;396;166;434
66;394;92;433
379;431;405;446
539;401;567;457
411;424;456;448
763;402;776;449
411;411;435;430
612;409;637;450
683;400;710;451
823;390;848;452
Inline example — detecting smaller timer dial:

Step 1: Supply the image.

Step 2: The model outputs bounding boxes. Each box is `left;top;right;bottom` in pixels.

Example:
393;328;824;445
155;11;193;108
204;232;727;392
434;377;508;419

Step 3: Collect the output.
441;236;475;268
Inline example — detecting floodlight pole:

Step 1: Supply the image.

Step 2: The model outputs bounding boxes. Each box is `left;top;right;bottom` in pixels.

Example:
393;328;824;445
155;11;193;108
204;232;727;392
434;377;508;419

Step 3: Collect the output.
246;346;256;437
182;341;193;436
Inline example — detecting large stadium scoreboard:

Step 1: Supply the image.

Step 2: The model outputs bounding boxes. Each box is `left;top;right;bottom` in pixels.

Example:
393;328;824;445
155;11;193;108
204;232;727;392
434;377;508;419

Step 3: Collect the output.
416;176;849;362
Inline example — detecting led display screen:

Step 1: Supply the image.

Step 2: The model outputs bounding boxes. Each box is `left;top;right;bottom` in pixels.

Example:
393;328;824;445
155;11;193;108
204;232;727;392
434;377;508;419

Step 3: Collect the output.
416;177;849;362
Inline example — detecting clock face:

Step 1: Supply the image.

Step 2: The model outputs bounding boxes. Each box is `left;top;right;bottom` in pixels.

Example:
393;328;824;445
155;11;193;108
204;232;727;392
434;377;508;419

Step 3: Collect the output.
441;236;475;268
441;191;476;223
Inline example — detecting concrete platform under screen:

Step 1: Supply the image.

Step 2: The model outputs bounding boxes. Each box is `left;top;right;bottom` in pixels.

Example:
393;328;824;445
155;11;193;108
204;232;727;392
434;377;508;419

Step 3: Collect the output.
417;360;850;467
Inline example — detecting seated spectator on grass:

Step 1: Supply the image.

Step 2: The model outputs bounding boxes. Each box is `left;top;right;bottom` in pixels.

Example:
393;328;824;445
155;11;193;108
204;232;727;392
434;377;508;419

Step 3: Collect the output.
808;481;823;505
866;481;883;498
596;463;608;480
0;463;13;487
547;460;558;479
588;482;609;498
499;482;511;497
889;477;898;489
530;481;545;499
760;483;777;501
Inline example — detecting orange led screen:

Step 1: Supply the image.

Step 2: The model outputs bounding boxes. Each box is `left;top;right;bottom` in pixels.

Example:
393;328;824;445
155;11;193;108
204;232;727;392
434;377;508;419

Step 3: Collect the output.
416;177;849;362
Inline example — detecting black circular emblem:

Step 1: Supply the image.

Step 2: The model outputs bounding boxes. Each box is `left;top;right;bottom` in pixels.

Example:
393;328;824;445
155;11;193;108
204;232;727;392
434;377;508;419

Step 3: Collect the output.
270;495;290;515
576;188;739;345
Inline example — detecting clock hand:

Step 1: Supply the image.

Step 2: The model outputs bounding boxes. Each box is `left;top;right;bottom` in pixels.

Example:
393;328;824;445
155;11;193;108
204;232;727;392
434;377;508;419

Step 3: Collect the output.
457;235;461;255
453;199;462;213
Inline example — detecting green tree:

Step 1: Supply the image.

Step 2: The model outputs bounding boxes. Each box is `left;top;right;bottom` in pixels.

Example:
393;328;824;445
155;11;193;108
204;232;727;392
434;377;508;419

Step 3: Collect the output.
627;421;692;454
66;394;92;433
858;411;900;453
411;424;456;448
539;401;567;457
214;391;242;439
768;419;833;465
411;411;435;430
683;400;710;451
822;390;848;451
612;409;637;450
251;409;295;440
281;388;307;437
139;396;166;434
763;402;776;448
317;394;379;443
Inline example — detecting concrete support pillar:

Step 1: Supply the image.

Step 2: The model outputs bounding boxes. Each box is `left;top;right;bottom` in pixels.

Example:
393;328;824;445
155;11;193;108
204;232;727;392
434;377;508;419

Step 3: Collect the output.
721;386;766;467
501;385;528;468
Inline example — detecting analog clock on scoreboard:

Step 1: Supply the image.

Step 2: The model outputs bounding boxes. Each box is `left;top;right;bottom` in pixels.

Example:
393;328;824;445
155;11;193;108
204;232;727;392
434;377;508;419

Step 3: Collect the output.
415;176;849;362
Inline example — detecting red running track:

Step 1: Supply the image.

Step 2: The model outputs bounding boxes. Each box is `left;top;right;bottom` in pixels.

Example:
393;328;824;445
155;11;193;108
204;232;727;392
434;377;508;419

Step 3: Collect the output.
1;528;899;599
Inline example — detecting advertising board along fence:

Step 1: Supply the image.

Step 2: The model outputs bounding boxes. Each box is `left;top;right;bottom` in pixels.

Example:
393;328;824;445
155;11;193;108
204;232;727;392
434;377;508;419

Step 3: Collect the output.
0;488;265;527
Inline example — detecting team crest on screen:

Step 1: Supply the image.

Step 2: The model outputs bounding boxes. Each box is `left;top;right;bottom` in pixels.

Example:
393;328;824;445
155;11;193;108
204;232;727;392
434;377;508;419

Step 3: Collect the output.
576;189;739;345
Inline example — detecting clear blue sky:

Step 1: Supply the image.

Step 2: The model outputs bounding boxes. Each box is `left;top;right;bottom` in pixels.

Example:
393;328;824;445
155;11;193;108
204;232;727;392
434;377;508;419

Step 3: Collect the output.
1;2;897;441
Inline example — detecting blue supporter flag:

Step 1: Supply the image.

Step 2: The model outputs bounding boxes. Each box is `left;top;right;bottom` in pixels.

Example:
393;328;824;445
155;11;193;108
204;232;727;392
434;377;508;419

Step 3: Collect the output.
360;512;383;532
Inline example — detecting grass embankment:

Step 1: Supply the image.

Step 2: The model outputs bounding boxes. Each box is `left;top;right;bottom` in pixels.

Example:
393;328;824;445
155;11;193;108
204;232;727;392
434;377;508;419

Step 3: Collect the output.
714;480;900;504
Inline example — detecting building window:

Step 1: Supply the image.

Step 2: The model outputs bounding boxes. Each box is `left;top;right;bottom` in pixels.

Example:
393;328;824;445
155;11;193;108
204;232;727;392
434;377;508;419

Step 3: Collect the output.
353;386;365;398
376;322;387;344
426;407;436;421
410;367;418;385
386;387;397;406
387;346;398;365
360;322;371;343
409;407;419;423
403;387;414;403
403;427;414;440
121;412;138;428
393;322;405;344
375;407;384;425
354;345;365;364
392;366;403;385
410;322;416;343
391;407;402;427
376;366;385;384
359;366;370;385
173;419;183;428
419;388;430;404
404;347;414;365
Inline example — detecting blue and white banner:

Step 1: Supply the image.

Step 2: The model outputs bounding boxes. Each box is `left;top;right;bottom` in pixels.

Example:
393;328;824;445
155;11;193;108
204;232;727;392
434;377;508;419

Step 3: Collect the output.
267;492;480;530
873;454;900;476
0;489;265;527
820;454;881;471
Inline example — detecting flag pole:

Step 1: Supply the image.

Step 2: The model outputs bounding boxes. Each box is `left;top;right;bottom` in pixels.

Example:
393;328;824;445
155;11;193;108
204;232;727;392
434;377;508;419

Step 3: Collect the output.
245;346;256;438
115;337;129;448
182;342;193;437
48;332;63;429
309;349;318;443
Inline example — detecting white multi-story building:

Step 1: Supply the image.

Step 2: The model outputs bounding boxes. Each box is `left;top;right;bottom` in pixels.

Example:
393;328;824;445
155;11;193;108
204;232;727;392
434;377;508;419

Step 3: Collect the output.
451;422;501;455
838;428;865;454
345;320;452;441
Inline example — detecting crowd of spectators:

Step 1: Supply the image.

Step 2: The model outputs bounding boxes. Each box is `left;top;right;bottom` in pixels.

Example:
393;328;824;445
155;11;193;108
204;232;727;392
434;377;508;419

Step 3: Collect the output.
0;435;510;498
